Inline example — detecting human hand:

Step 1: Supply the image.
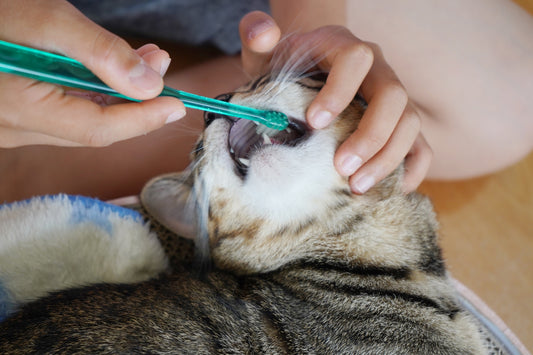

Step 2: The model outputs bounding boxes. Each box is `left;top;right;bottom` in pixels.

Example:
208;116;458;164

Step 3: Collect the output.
239;11;432;193
0;0;185;147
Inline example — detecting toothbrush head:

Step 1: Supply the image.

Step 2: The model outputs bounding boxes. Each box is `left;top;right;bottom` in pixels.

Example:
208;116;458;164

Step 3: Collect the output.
262;110;289;130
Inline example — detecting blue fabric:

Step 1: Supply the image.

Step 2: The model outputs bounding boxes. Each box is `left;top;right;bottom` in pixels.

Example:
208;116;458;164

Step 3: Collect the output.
0;194;149;322
0;281;14;322
0;194;143;221
68;0;270;54
67;195;142;234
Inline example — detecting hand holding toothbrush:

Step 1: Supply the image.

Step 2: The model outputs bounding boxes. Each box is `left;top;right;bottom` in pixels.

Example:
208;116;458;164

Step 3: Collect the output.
0;0;185;147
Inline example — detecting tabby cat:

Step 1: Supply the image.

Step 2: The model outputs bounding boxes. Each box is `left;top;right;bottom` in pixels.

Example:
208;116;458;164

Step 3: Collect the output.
0;67;485;353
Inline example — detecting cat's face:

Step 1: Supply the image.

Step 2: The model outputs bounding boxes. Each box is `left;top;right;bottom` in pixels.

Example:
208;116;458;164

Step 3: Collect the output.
142;74;404;273
199;75;363;226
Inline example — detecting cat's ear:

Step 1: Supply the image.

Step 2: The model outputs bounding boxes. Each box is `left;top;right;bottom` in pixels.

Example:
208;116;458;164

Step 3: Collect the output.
140;172;197;240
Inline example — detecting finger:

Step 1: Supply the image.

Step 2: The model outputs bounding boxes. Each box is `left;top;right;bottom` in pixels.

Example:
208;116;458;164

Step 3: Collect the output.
62;46;172;107
347;104;421;194
1;75;185;146
239;11;281;76
136;43;160;57
136;44;171;77
3;0;164;100
305;29;374;129
402;134;433;193
334;45;408;177
41;96;186;146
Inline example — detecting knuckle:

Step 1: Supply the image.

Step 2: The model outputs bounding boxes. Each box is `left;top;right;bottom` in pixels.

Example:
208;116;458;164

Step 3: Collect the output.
357;42;375;61
317;94;346;116
365;133;388;152
345;42;374;65
383;81;408;106
403;110;421;132
420;140;434;161
385;156;402;173
90;30;128;68
331;25;354;38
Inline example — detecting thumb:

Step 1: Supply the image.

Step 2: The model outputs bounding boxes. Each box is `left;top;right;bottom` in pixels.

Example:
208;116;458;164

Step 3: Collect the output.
11;1;164;100
239;11;281;77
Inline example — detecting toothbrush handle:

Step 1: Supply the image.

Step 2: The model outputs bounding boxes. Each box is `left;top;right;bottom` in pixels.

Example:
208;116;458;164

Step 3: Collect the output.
161;87;267;119
0;40;133;100
0;39;257;114
0;40;289;130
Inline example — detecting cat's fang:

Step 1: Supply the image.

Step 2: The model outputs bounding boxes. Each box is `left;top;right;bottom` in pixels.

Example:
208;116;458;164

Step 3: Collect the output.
239;158;250;166
262;133;272;145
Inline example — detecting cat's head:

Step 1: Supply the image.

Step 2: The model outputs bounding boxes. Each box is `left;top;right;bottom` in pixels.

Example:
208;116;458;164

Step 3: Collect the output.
141;70;430;274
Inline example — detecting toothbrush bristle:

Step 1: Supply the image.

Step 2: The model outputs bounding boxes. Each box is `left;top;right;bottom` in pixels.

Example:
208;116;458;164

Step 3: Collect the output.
256;124;279;137
263;111;289;130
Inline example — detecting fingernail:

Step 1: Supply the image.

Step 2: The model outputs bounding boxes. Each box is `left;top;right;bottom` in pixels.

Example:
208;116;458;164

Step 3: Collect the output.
352;174;375;194
310;110;332;129
165;109;186;124
129;60;162;92
159;58;171;76
339;155;363;176
248;19;275;40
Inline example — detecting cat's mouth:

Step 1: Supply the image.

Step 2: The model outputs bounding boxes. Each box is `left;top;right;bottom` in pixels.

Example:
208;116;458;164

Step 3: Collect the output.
204;94;310;178
227;118;309;177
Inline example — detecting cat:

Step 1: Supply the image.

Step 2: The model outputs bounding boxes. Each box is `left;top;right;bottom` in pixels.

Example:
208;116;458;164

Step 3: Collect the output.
0;68;485;354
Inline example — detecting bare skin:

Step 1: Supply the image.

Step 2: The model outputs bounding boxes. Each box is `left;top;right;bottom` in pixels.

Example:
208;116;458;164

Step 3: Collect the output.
343;0;533;179
0;0;532;203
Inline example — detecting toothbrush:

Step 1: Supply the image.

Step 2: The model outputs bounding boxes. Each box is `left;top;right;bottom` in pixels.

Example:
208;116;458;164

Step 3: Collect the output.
0;40;288;130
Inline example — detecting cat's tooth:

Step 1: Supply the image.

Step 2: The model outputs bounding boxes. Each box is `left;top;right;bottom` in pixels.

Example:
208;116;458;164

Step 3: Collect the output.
239;158;250;166
255;125;266;135
262;133;272;145
230;147;235;154
286;128;292;134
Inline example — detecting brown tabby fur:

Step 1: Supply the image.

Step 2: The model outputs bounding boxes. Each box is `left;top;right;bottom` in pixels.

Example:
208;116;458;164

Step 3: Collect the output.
0;72;485;354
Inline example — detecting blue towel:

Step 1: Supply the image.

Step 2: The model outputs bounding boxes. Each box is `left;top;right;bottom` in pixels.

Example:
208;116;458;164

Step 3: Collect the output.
0;194;168;322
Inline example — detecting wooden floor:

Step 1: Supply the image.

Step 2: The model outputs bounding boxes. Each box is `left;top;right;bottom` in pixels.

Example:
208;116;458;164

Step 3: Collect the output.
419;152;533;351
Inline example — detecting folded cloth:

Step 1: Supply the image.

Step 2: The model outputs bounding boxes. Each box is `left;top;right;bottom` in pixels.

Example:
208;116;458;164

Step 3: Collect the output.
0;194;168;321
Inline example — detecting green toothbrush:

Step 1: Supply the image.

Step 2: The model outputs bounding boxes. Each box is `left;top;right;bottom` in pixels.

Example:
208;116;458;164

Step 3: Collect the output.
0;40;288;130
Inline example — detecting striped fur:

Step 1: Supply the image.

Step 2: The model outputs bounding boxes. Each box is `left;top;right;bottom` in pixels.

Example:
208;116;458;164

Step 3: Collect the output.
0;73;485;354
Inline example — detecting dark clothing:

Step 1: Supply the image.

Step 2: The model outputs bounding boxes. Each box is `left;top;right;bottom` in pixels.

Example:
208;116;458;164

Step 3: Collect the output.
69;0;270;54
